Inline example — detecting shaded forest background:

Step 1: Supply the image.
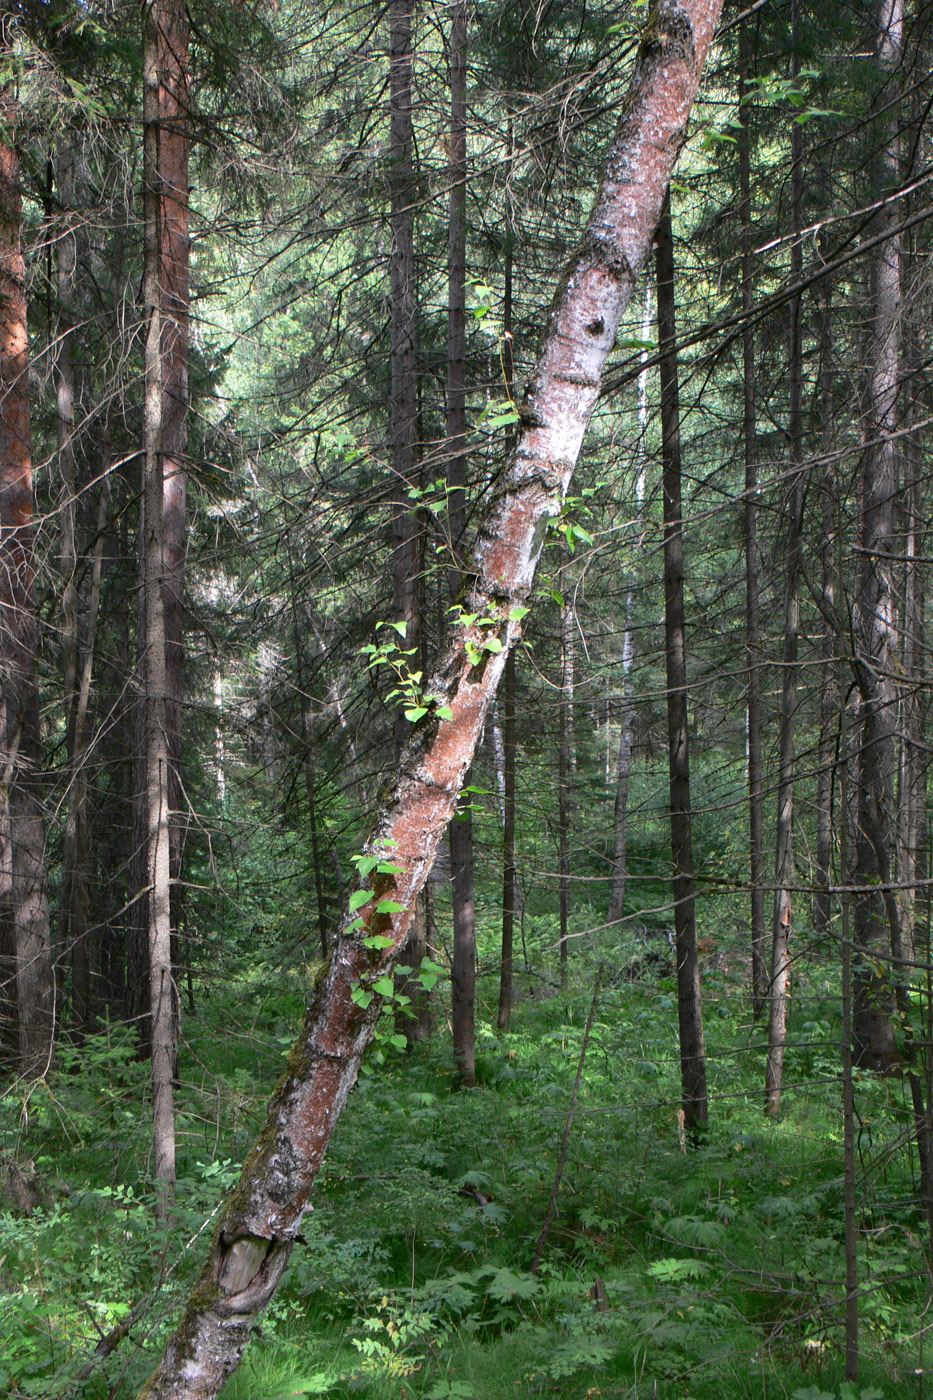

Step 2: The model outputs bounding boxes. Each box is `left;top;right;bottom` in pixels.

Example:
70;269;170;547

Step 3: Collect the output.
2;0;933;1396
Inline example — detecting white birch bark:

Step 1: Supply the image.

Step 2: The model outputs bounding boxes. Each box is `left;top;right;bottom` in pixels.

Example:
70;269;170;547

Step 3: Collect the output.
137;4;723;1394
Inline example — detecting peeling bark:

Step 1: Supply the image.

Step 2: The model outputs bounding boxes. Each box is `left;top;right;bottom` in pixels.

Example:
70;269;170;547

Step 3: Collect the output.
137;3;723;1393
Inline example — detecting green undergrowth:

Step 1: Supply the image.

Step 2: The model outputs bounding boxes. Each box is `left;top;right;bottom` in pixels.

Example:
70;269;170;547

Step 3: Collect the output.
1;921;930;1399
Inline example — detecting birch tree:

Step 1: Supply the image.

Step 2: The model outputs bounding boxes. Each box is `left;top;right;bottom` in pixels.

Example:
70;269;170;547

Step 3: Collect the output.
137;2;724;1393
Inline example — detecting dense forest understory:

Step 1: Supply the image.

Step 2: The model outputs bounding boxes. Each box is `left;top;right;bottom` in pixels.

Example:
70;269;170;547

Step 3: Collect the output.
1;0;933;1395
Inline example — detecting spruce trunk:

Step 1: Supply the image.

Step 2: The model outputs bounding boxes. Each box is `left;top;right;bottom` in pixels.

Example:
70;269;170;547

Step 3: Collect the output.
0;97;54;1077
655;197;707;1137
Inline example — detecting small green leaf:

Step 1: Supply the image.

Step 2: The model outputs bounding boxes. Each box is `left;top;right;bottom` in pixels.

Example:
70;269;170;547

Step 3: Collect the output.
376;861;405;874
352;855;379;878
483;637;503;654
349;890;373;913
373;976;395;996
375;900;405;914
362;934;395;949
508;605;529;621
389;1034;408;1051
436;705;453;720
404;706;428;722
488;410;520;428
351;987;373;1009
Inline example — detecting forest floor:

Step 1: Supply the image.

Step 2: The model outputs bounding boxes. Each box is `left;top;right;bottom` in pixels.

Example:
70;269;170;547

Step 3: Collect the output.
0;918;928;1399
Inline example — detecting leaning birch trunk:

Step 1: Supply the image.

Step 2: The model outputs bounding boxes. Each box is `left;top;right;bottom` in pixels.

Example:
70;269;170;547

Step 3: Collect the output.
137;3;723;1394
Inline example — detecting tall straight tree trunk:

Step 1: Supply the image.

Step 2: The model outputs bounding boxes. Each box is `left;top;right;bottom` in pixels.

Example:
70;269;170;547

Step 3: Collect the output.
158;0;190;956
388;0;429;1043
128;0;190;1042
55;135;91;1034
895;239;925;968
61;475;110;1034
814;262;837;937
765;11;804;1115
142;0;176;1218
737;20;767;1016
899;411;925;964
0;97;54;1078
137;6;723;1392
558;553;572;988
446;0;475;1080
291;604;329;957
498;647;516;1031
607;283;650;927
498;224;517;1032
389;0;420;676
851;0;904;1071
655;197;707;1137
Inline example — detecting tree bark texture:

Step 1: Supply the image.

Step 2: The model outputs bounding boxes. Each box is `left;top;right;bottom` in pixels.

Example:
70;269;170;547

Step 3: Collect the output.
737;20;767;1015
852;0;903;1072
498;648;516;1032
447;0;476;1078
389;0;420;687
137;4;723;1392
607;283;650;929
55;135;92;1034
497;216;518;1033
387;0;431;1044
558;556;573;988
450;791;476;1082
814;263;836;938
129;0;190;1039
896;347;925;967
142;0;177;1216
0;99;55;1078
765;15;804;1116
655;197;707;1136
157;0;190;952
